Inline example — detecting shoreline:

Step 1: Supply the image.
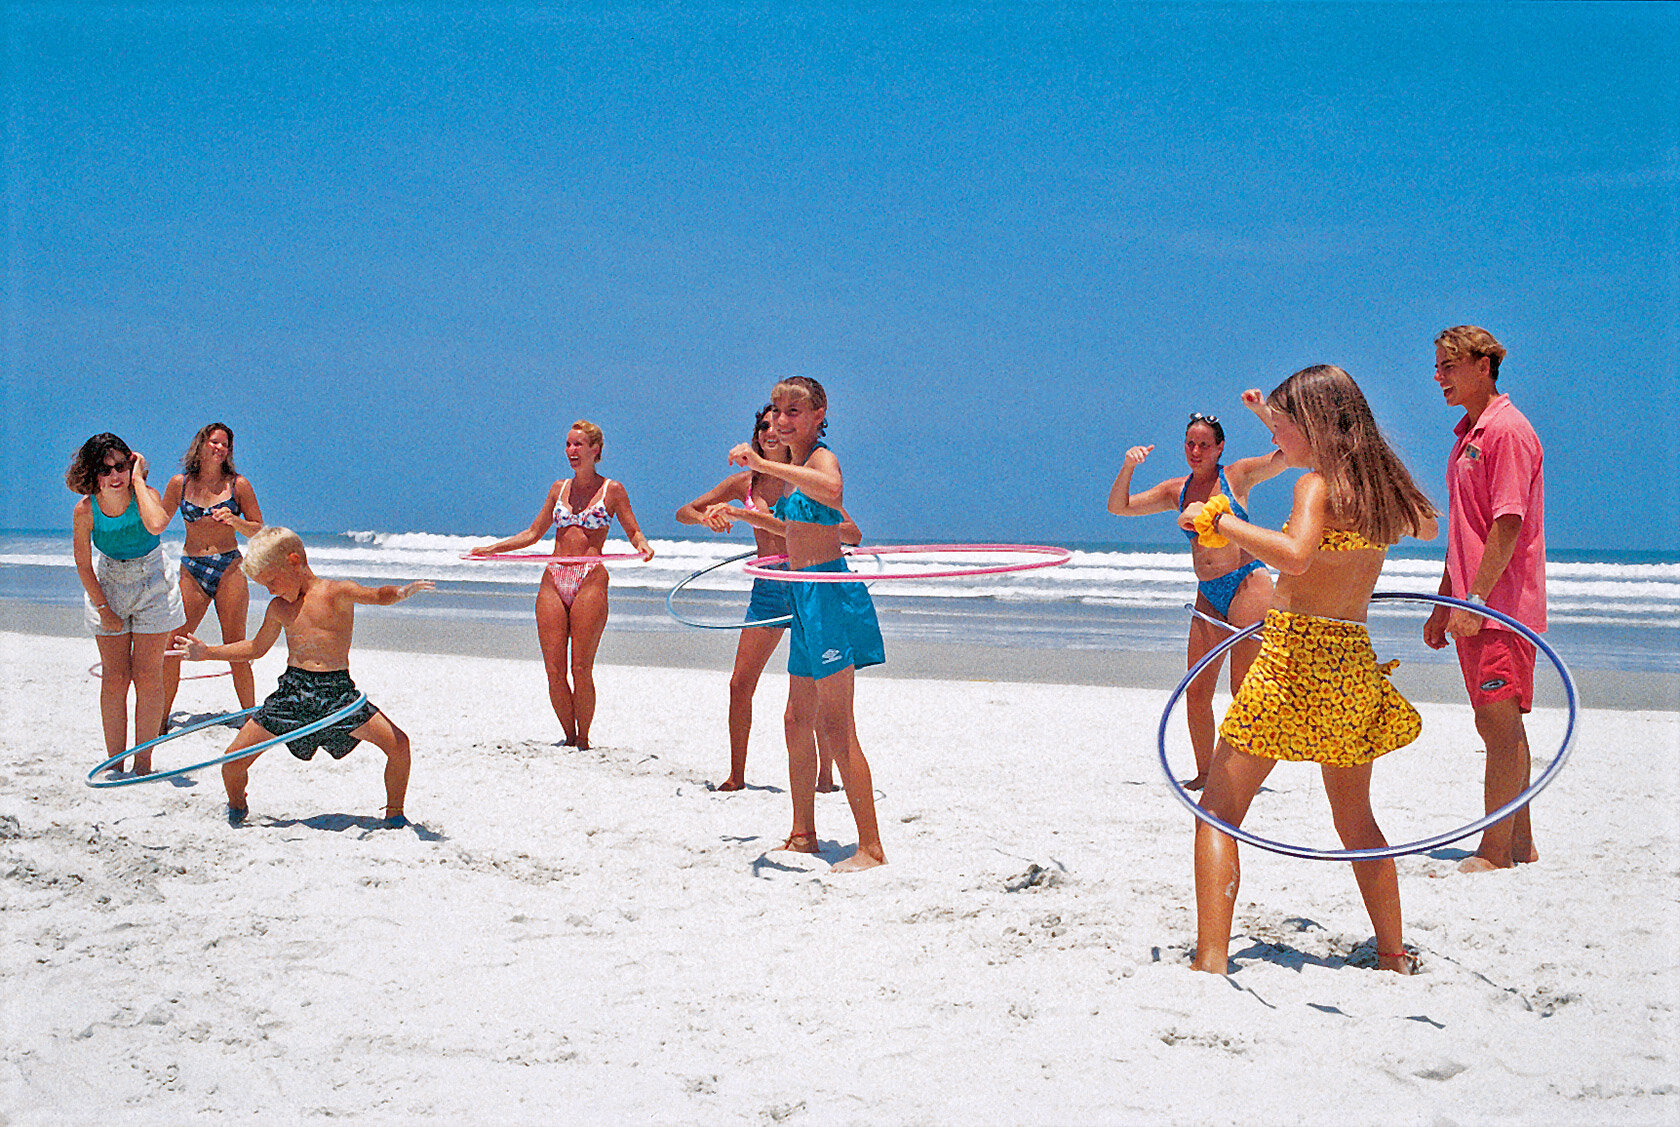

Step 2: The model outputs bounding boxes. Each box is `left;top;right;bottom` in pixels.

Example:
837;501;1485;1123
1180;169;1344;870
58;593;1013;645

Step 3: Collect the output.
5;596;1673;710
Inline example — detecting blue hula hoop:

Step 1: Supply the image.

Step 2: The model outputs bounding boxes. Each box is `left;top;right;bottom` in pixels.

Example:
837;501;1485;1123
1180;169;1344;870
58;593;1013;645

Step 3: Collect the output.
1157;592;1578;861
665;550;793;631
85;693;371;789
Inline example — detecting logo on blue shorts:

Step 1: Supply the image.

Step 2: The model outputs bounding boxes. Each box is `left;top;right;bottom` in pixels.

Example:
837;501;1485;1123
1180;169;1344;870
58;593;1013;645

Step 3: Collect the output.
821;648;845;664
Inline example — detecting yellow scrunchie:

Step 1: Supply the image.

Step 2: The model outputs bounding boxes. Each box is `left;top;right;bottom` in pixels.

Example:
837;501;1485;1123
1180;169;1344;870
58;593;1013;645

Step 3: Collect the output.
1193;494;1232;547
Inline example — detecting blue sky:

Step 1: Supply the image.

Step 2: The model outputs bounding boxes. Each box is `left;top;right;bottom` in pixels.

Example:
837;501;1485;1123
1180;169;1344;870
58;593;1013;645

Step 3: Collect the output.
4;3;1675;551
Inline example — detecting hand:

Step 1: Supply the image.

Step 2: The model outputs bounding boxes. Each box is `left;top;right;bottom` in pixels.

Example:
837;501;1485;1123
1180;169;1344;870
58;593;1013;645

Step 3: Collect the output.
468;544;496;557
98;606;124;633
1123;444;1154;469
1445;607;1484;640
209;507;238;525
727;442;762;471
639;543;656;562
130;452;149;479
1242;390;1275;429
1422;606;1449;649
168;632;209;661
1177;502;1203;532
397;581;436;601
700;503;737;533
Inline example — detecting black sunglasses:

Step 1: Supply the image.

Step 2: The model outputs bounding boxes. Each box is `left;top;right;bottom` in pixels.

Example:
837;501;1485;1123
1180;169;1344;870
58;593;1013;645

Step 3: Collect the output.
1188;412;1219;425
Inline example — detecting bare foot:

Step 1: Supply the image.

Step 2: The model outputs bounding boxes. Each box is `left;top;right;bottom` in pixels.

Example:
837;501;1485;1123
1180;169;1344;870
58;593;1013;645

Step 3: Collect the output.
830;844;886;872
1190;954;1230;974
715;778;745;792
1515;844;1539;863
133;752;154;775
775;832;819;854
1378;950;1418;975
816;779;842;793
1182;774;1208;792
1456;855;1510;874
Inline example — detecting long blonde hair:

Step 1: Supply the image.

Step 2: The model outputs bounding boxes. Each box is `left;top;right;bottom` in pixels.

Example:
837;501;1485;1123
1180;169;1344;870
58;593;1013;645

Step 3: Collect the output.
1267;365;1435;546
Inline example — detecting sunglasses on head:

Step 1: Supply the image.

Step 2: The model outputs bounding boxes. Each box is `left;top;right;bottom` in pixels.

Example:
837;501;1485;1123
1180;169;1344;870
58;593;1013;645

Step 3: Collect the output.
1188;412;1219;425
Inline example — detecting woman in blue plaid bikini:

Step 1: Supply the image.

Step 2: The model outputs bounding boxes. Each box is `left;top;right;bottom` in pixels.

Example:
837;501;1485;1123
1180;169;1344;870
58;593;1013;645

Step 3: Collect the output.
160;422;265;720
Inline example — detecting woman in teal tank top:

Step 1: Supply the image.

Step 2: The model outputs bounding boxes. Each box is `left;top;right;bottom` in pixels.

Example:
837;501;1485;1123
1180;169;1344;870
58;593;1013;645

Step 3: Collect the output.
68;433;183;774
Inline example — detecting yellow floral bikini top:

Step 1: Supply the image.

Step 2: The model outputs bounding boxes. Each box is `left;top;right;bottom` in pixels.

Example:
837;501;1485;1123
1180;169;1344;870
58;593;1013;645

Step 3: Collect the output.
1282;522;1384;551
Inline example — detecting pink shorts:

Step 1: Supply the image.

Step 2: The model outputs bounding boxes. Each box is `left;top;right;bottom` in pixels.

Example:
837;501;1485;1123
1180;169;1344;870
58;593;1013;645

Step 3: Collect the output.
1455;629;1536;713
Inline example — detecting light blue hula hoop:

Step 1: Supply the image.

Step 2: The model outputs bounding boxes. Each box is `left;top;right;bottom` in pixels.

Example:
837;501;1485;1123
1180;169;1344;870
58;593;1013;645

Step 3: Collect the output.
85;693;371;789
665;550;793;630
1158;592;1578;862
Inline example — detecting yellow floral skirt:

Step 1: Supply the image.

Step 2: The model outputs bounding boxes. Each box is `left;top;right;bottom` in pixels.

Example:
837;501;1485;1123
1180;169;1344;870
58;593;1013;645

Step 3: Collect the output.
1218;609;1421;767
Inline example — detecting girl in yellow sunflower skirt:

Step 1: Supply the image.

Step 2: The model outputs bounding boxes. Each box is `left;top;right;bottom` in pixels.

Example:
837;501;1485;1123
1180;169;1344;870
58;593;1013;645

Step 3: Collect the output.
1178;374;1439;975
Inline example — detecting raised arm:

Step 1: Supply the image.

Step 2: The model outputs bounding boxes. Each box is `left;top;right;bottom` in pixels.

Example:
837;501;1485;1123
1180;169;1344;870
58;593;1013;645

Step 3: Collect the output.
471;481;562;556
1182;472;1329;576
1106;445;1182;516
130;455;174;535
729;443;844;509
608;481;655;561
343;579;437;607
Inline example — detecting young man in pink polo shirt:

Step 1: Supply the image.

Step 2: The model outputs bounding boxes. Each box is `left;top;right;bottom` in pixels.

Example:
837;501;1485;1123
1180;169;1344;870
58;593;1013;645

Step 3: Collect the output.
1423;325;1546;873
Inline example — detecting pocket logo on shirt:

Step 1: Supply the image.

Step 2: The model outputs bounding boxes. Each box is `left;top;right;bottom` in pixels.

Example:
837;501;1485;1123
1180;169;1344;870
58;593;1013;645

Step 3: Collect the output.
1465;443;1482;461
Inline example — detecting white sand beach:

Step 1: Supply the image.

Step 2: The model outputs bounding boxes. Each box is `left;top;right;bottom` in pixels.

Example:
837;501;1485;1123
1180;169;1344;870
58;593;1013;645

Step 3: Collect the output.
2;628;1676;1124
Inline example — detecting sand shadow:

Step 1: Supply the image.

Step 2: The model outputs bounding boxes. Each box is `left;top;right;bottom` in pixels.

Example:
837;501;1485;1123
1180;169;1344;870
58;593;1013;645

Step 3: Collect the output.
1426;846;1474;861
261;812;448;841
705;782;785;795
750;840;842;877
1229;941;1346;973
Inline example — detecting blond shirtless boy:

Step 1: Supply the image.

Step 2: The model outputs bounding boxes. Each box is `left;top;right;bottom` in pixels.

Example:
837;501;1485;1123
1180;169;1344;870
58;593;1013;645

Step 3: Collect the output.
170;526;432;827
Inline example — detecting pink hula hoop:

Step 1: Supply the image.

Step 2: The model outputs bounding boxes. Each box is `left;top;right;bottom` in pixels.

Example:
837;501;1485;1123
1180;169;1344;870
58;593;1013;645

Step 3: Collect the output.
742;543;1072;582
461;552;647;564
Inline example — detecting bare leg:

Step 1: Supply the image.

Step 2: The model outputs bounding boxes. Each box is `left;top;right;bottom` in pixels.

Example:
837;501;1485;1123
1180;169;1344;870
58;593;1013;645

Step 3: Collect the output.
1183;605;1228;790
722;626;783;790
1223;569;1271;706
534;581;578;745
128;632;171;773
1460;696;1537;871
566;569;610;750
1323;762;1410;973
779;675;820;851
351;712;411;820
213;566;256;710
219;719;277;816
1192;741;1274;973
818;667;885;872
162;575;213;722
95;633;135;770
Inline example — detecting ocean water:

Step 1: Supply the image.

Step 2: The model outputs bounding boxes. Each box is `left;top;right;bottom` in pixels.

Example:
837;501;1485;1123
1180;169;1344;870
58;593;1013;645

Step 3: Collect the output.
3;529;1675;673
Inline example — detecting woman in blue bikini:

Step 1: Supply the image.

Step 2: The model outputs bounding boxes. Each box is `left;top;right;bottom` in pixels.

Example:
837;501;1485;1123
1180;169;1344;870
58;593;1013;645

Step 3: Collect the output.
472;420;654;749
1108;397;1285;789
160;422;264;720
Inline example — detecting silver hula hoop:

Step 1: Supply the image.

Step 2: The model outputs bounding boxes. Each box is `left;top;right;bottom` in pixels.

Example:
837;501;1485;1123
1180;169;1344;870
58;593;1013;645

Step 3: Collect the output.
85;693;371;789
1157;593;1578;861
665;550;793;630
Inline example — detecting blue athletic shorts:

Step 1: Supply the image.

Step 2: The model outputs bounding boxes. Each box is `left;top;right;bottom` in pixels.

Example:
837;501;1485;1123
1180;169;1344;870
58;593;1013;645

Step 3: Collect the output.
745;569;793;626
786;558;885;680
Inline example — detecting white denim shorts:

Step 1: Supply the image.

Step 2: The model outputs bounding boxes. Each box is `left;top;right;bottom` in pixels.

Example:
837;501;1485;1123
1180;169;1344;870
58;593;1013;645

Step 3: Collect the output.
84;545;185;637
